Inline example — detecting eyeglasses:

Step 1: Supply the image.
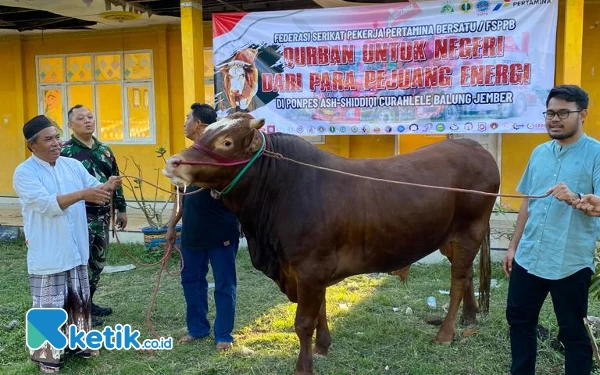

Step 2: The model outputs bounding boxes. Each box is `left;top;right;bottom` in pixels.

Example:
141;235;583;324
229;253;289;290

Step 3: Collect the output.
543;110;582;120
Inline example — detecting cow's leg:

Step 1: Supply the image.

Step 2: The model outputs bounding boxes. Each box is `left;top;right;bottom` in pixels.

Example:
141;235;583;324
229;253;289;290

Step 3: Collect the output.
461;266;478;325
436;240;478;344
314;295;331;356
439;242;478;326
294;285;325;375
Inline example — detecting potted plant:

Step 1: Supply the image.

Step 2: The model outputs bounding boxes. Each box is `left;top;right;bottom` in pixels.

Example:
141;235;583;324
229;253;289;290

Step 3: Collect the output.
121;147;181;251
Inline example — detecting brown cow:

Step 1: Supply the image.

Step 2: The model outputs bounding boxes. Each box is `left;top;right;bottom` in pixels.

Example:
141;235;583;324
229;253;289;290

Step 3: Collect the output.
216;48;259;113
163;113;500;375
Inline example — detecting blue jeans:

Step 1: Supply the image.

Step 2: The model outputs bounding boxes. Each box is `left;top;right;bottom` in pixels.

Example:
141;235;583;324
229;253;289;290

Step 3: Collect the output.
181;242;238;343
506;261;592;375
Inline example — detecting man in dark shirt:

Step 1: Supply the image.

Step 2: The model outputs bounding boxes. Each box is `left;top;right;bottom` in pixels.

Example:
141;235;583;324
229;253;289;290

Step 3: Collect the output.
166;103;239;351
61;105;127;326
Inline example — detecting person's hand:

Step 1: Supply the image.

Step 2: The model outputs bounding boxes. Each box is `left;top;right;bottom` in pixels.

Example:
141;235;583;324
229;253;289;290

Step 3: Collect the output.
502;247;516;277
82;188;112;205
547;183;578;204
116;212;128;230
105;176;122;190
573;194;600;217
165;225;178;247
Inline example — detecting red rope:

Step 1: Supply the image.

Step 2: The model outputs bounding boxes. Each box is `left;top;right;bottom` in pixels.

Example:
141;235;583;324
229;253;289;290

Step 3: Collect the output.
109;195;184;342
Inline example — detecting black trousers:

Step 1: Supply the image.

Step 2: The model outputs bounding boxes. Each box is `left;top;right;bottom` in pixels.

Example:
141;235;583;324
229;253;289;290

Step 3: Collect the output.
506;261;593;375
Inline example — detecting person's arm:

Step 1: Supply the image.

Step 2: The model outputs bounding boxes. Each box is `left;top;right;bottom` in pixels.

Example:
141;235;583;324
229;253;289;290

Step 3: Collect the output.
165;189;184;245
13;168;111;214
110;150;127;213
573;194;600;217
547;182;580;204
65;159;114;210
502;198;529;277
56;188;112;210
107;152;128;229
576;156;600;216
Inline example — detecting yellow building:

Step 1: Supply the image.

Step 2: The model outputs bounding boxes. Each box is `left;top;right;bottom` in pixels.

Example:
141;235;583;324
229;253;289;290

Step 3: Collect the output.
0;0;597;211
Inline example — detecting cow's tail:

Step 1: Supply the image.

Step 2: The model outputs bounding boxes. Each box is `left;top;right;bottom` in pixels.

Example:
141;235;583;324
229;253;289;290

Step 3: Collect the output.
478;223;491;315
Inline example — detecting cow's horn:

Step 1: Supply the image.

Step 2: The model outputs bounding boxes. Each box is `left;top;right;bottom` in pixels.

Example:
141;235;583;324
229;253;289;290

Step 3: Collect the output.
249;118;265;129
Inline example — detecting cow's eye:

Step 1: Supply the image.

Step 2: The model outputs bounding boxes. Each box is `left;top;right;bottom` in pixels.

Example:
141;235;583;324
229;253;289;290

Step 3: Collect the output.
224;141;232;147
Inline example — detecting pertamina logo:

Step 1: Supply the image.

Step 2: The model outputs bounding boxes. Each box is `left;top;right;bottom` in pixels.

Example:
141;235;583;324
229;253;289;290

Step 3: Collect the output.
493;0;511;11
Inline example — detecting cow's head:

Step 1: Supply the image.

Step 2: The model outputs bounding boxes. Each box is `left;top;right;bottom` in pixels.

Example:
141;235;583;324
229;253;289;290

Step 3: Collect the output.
218;48;259;110
163;112;265;190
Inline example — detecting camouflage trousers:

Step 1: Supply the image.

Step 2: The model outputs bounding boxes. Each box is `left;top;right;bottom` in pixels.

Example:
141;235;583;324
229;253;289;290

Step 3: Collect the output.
87;212;110;293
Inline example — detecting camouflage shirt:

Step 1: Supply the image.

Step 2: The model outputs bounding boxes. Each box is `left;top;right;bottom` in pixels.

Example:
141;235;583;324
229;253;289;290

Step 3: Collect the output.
61;135;126;214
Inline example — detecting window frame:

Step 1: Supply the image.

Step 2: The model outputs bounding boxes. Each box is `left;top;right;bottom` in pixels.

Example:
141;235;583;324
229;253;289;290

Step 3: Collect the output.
36;50;156;145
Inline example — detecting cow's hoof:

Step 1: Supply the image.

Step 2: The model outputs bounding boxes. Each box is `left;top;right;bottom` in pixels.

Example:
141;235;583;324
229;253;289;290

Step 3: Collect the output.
435;332;454;344
293;371;313;375
313;345;328;356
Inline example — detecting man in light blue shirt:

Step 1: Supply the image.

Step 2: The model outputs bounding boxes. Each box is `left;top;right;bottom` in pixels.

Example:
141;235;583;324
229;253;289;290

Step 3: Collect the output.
13;115;121;373
503;85;600;375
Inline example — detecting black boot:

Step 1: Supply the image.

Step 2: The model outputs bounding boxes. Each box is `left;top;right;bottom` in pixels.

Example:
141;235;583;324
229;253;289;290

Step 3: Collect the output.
90;287;113;317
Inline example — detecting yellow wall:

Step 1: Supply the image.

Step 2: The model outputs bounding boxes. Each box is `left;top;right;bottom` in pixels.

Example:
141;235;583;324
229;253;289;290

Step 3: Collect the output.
582;2;600;142
349;135;395;158
0;37;26;195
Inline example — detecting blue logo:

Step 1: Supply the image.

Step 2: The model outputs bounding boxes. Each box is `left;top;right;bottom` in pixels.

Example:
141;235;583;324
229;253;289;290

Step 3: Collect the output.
397;125;406;132
476;1;489;12
339;126;347;133
26;308;172;351
26;308;68;350
493;1;509;11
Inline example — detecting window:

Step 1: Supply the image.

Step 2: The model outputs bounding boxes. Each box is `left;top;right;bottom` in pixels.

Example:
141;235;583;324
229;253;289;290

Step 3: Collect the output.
36;51;155;144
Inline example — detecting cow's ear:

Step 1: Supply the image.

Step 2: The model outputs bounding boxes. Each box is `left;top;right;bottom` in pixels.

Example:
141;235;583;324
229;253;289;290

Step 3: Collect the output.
249;118;265;129
247;129;262;153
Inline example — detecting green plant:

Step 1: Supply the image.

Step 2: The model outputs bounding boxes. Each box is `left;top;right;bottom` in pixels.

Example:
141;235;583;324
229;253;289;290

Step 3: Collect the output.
491;201;516;242
121;147;173;229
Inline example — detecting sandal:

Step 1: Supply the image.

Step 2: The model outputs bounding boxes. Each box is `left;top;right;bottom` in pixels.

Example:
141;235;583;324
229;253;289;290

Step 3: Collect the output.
39;362;60;373
178;334;206;344
216;341;232;351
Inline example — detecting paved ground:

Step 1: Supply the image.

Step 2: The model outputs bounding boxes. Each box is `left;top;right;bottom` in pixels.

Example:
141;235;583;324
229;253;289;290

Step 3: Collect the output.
0;196;515;262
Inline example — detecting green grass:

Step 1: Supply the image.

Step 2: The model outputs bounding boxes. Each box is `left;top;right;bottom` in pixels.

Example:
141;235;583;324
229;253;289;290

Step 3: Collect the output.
1;240;599;375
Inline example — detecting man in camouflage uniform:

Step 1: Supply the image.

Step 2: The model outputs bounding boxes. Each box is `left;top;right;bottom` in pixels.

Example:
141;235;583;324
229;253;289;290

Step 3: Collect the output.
61;105;127;326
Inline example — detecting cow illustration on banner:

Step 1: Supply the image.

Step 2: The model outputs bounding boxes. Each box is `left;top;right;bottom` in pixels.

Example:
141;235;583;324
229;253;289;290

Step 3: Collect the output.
212;0;558;135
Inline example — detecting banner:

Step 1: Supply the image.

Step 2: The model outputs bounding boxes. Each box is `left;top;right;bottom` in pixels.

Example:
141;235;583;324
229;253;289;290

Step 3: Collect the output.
212;0;558;135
